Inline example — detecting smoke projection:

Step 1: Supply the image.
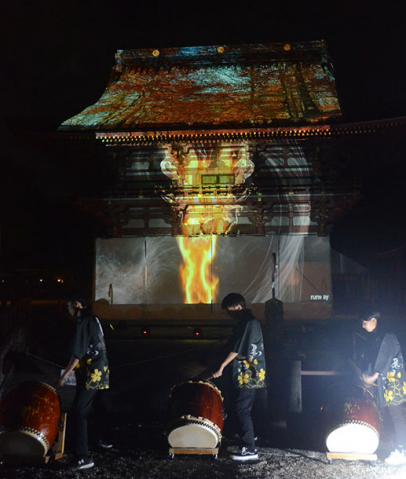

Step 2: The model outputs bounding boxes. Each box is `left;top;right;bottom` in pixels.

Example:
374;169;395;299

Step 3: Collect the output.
95;238;146;304
94;235;332;319
95;238;185;304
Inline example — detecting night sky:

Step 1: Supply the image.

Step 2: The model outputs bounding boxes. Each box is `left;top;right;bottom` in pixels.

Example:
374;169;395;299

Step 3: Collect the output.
1;0;406;280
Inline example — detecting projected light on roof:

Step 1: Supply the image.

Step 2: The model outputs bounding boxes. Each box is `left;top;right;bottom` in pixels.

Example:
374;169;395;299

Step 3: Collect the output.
59;41;341;131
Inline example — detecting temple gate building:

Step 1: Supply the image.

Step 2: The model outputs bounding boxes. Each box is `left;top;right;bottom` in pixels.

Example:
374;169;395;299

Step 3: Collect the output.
57;41;404;322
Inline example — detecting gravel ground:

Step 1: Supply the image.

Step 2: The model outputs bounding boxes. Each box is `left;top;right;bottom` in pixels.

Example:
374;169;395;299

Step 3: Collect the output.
1;446;405;479
2;309;406;478
1;423;405;479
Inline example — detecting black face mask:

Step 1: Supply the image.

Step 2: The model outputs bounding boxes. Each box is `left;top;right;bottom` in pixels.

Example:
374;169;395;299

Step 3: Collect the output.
227;309;244;320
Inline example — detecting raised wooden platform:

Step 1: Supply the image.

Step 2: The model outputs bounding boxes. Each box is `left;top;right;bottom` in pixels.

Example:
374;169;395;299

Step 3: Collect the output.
169;446;219;459
326;452;377;464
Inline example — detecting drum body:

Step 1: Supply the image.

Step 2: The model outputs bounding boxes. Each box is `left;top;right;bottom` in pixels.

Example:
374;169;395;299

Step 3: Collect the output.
324;384;380;454
167;380;224;448
0;381;61;457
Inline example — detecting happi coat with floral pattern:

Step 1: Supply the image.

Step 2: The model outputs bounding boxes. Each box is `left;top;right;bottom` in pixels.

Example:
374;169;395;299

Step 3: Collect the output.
227;310;266;389
374;332;406;408
70;310;110;390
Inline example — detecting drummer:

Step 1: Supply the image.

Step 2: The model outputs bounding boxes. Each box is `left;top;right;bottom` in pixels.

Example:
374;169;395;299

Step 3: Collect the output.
56;294;111;470
362;310;406;465
213;293;266;461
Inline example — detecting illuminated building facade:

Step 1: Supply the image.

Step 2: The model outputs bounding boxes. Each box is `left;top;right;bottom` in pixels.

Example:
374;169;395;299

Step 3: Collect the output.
58;42;372;319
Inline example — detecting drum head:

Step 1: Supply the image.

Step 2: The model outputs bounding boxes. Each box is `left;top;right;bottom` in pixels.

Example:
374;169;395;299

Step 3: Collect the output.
326;423;379;454
168;423;219;448
0;430;47;457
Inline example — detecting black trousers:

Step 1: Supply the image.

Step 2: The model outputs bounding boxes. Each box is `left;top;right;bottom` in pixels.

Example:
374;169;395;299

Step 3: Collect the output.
71;387;99;459
388;404;406;449
234;387;257;449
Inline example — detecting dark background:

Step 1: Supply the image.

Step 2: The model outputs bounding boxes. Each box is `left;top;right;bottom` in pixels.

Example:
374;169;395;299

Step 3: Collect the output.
1;0;406;286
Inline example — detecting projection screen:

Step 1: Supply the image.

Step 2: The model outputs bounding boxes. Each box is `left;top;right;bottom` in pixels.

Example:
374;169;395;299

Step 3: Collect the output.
94;235;332;320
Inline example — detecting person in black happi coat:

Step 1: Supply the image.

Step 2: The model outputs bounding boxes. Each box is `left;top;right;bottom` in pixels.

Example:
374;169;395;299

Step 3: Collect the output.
362;311;406;465
213;293;266;461
57;295;111;470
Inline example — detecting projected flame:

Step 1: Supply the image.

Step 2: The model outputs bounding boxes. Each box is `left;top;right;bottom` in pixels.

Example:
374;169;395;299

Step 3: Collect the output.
177;235;218;304
161;143;254;303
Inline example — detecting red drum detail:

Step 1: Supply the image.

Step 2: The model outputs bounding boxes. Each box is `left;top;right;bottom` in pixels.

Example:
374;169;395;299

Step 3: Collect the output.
167;380;224;448
324;384;380;454
0;381;61;457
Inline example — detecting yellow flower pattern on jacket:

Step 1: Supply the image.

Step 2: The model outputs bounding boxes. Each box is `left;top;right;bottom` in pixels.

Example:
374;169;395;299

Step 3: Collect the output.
88;366;110;390
373;332;406;408
77;358;110;390
383;370;405;406
236;357;266;389
229;310;266;390
91;369;102;383
71;313;110;391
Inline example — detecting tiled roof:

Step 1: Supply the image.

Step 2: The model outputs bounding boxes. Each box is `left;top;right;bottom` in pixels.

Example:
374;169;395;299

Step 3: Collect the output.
59;41;341;131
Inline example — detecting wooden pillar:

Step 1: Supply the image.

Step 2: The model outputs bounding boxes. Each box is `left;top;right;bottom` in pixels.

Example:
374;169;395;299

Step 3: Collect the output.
264;297;302;444
264;297;284;347
285;360;302;414
263;297;284;423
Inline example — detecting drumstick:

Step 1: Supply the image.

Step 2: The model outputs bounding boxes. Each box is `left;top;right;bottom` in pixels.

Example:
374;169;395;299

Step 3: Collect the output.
348;359;362;375
348;359;378;387
177;361;208;379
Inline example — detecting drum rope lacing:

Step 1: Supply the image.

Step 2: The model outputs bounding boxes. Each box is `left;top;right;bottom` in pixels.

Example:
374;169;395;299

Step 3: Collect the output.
23;339;225;370
167;416;222;438
0;425;50;451
328;419;380;438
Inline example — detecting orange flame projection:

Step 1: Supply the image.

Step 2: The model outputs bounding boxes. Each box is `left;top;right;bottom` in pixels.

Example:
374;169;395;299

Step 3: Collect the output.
177;235;218;303
161;143;254;303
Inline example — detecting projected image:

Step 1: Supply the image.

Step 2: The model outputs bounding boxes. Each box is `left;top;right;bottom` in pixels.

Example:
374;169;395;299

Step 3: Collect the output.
177;236;218;304
95;235;332;319
60;43;341;131
160;144;254;236
159;143;255;304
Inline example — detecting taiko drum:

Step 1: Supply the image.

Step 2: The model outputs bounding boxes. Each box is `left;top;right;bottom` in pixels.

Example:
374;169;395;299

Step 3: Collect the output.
0;381;61;457
167;380;224;448
323;384;380;454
